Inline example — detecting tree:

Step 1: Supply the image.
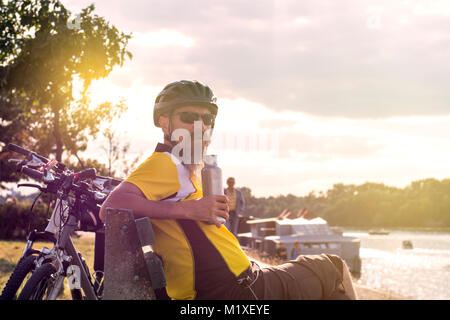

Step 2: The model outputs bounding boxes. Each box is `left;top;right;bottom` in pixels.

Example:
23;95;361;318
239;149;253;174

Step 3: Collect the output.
0;93;31;188
101;126;142;178
237;178;450;228
0;0;132;186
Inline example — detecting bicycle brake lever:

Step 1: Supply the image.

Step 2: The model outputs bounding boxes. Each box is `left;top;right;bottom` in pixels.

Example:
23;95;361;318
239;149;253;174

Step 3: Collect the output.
42;169;55;183
7;158;22;164
26;154;47;168
17;183;46;192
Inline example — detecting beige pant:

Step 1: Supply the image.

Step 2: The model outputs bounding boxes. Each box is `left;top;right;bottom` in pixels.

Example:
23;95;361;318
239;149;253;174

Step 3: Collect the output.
249;254;358;300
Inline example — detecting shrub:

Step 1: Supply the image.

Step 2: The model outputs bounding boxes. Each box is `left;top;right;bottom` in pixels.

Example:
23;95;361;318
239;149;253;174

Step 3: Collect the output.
0;200;51;240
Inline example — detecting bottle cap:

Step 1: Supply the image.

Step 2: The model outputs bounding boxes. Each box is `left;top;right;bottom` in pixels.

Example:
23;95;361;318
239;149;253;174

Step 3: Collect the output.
204;154;217;166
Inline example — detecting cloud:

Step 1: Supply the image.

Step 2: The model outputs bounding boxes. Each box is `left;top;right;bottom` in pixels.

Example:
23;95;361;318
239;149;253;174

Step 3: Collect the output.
130;30;196;48
59;0;450;197
63;0;450;118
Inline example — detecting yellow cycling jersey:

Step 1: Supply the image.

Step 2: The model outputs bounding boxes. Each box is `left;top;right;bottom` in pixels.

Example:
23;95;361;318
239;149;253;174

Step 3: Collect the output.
124;143;250;299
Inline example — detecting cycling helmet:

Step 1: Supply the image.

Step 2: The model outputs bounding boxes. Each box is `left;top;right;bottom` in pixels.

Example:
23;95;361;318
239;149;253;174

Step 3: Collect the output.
153;80;218;127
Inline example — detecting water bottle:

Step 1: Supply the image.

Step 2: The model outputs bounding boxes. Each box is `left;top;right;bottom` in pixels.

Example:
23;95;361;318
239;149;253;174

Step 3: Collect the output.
201;155;226;225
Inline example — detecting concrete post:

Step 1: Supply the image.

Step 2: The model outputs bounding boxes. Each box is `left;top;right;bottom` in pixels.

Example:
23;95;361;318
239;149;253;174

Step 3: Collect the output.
103;208;156;300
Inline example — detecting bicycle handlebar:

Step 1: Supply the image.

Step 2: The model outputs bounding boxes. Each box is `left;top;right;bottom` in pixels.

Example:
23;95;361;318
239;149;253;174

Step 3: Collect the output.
5;143;116;235
7;143;31;157
21;167;44;181
7;143;122;195
75;168;97;181
7;143;49;164
95;175;122;187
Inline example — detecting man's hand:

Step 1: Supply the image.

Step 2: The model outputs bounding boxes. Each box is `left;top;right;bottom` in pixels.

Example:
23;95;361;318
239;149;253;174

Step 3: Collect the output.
181;195;229;228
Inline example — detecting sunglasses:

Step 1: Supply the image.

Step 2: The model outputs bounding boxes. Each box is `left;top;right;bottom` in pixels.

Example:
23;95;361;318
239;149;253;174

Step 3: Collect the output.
174;111;216;126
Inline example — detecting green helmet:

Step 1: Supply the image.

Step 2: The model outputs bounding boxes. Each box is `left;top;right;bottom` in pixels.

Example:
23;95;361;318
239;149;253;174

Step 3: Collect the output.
153;80;218;127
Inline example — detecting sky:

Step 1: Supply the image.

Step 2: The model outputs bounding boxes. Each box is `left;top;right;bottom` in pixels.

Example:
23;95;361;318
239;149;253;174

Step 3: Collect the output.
57;0;450;197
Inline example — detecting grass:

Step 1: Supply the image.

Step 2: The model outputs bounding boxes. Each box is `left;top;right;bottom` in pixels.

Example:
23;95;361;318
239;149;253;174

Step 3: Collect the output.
0;236;96;300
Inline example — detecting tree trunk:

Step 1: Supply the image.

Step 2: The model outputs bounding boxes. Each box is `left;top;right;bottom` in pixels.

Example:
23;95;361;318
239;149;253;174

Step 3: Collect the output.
53;96;64;162
74;152;85;170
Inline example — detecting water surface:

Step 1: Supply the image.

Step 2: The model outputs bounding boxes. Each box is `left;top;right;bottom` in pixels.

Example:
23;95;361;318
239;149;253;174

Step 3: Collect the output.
344;229;450;300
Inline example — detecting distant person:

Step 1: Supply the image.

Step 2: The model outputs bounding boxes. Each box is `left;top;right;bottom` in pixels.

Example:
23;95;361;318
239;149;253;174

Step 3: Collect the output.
276;242;288;261
291;241;301;259
224;177;245;237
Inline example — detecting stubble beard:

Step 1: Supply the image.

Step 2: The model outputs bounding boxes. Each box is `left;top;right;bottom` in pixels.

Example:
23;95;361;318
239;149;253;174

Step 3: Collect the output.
183;142;209;180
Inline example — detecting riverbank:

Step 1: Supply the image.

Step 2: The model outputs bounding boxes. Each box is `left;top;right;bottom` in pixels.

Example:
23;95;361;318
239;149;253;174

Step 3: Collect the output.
0;238;407;300
353;282;406;300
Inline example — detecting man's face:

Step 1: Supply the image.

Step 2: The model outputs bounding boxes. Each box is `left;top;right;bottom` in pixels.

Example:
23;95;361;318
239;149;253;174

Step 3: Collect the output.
161;105;214;164
227;178;235;188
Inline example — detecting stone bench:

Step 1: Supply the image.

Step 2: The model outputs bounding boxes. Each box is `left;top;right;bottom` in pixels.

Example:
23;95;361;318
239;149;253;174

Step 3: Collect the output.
103;208;166;300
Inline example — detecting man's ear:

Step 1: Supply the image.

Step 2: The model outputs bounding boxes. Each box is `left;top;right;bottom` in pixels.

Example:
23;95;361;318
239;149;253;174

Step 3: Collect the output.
159;115;169;135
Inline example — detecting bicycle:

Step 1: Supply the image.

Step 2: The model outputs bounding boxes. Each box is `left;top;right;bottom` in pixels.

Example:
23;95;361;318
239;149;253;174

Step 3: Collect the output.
0;143;122;300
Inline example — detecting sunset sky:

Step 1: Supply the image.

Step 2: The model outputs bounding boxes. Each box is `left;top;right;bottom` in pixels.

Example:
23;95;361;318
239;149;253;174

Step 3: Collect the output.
62;0;450;197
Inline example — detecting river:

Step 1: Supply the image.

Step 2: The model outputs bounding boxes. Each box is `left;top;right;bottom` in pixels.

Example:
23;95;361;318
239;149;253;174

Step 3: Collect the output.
343;228;450;300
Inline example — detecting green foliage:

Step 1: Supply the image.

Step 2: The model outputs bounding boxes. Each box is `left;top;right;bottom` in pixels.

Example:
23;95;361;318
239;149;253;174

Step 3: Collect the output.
0;0;132;185
0;200;50;240
241;178;450;228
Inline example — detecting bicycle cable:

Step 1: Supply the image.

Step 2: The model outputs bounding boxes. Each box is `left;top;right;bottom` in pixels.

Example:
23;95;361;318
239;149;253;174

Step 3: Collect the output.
27;191;43;235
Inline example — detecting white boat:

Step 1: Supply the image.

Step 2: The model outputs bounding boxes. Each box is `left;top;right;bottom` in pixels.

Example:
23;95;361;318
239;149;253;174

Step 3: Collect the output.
402;240;413;249
368;229;390;235
238;209;362;274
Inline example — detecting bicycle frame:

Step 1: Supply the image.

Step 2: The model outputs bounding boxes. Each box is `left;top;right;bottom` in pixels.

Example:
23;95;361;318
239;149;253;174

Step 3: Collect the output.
55;214;98;300
22;196;104;300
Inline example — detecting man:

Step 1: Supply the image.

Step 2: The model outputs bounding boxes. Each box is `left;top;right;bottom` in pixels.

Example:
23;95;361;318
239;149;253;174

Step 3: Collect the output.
224;177;245;237
100;80;357;300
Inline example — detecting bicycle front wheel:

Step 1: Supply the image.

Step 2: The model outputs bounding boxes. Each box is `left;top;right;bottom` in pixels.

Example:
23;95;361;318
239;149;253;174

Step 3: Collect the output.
17;263;60;300
0;255;37;300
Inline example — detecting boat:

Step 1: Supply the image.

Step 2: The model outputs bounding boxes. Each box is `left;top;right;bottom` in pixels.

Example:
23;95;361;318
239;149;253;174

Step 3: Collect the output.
402;240;413;249
368;229;390;235
237;208;362;274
